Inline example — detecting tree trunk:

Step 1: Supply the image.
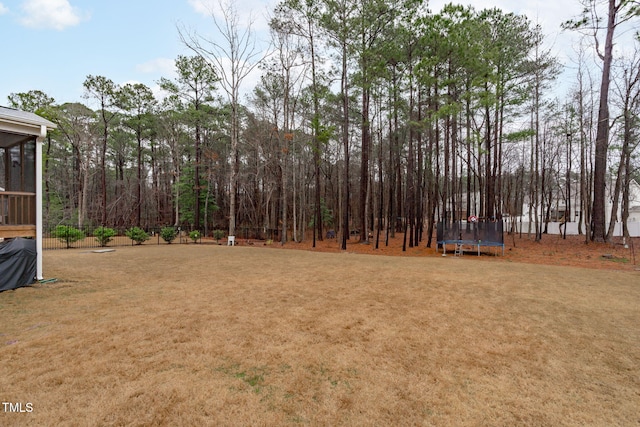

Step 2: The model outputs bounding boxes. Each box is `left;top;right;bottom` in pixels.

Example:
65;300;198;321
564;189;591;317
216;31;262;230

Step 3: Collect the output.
341;39;350;251
591;0;617;243
360;86;371;243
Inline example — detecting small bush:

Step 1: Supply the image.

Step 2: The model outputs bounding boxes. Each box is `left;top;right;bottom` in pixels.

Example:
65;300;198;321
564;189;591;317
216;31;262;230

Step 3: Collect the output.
212;229;225;243
125;227;149;245
52;225;85;249
93;226;116;247
160;227;177;244
189;230;201;243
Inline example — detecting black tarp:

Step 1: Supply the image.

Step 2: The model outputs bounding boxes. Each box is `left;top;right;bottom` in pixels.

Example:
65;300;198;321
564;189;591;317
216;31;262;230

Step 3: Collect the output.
0;238;37;291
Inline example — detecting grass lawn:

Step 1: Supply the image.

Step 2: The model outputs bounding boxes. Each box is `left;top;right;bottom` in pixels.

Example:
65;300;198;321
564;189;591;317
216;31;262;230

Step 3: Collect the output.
1;244;639;426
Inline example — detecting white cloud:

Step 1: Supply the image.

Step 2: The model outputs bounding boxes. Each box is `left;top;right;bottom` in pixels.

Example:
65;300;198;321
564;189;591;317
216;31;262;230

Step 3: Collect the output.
131;60;180;103
428;0;580;32
0;3;9;15
19;0;87;30
188;0;212;16
151;84;170;103
135;58;177;76
102;79;168;104
188;0;275;31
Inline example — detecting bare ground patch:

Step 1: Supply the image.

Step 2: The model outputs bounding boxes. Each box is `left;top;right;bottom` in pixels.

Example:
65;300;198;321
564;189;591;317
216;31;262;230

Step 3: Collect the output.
1;244;639;426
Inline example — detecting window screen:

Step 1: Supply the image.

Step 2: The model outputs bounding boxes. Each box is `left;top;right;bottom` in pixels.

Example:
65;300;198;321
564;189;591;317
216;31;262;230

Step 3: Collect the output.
24;140;35;192
0;147;5;191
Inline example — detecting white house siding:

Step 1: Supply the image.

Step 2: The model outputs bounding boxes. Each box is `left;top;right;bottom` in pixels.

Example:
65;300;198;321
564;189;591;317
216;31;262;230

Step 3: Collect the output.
509;221;640;237
507;179;640;237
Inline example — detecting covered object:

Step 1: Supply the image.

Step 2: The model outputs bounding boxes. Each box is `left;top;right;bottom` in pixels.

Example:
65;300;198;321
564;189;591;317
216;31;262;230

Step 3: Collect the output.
0;237;36;291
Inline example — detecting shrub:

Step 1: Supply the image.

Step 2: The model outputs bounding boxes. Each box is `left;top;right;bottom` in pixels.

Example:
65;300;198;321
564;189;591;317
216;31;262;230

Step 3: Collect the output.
212;229;225;244
189;230;201;243
308;198;334;228
93;226;116;247
51;225;85;249
125;227;149;245
160;226;177;244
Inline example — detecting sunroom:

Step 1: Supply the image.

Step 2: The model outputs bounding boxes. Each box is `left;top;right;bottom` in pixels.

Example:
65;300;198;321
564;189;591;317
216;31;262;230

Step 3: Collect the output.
0;106;56;280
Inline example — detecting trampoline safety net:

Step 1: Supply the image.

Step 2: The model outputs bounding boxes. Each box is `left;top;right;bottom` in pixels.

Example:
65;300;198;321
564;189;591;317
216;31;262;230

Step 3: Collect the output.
437;220;504;254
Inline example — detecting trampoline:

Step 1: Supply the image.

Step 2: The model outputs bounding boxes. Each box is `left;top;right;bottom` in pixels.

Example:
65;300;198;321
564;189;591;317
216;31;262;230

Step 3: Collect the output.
436;220;505;256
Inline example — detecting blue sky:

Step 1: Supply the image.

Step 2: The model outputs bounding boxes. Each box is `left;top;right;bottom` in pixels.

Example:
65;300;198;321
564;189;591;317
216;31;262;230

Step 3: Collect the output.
0;0;276;106
0;0;610;108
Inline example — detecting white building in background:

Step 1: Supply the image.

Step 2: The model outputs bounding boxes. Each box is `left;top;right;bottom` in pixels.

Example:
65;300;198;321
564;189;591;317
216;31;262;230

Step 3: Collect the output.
510;179;640;237
627;179;640;223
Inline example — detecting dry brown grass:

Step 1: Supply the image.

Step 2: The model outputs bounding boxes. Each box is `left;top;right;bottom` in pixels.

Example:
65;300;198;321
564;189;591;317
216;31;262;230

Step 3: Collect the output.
1;243;639;426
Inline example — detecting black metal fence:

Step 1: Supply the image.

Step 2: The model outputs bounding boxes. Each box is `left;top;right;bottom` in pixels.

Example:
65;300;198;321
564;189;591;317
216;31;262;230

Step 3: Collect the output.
41;225;296;250
42;226;215;250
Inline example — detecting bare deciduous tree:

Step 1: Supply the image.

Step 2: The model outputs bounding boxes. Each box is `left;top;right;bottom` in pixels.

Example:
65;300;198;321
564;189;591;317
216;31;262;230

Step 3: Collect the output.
179;0;268;238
